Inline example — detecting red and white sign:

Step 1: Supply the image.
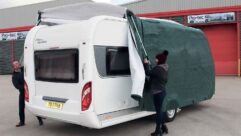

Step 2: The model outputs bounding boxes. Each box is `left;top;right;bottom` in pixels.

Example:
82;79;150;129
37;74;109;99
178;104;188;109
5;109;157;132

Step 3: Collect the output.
0;31;28;41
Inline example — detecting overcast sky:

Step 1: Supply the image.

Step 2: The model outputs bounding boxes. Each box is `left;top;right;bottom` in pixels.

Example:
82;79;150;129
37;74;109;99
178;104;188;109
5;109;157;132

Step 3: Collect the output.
0;0;140;9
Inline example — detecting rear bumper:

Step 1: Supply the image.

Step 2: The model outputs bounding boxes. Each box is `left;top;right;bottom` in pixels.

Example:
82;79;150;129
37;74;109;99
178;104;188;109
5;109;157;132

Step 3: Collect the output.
25;103;102;129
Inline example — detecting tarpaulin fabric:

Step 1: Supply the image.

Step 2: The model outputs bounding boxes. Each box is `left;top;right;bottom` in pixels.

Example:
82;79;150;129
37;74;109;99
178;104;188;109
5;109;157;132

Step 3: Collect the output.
127;28;146;100
127;10;215;111
39;2;127;24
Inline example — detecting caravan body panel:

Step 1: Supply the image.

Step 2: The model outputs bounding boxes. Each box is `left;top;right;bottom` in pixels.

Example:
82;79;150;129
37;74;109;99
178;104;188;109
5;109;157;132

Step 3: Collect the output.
91;17;139;115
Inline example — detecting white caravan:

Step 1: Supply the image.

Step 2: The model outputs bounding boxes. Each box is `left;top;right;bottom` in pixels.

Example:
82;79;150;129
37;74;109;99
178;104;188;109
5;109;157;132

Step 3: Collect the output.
24;16;156;129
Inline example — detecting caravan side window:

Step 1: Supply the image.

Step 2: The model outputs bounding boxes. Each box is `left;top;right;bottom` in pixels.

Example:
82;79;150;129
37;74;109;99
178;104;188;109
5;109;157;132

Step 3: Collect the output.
106;47;130;76
94;46;130;77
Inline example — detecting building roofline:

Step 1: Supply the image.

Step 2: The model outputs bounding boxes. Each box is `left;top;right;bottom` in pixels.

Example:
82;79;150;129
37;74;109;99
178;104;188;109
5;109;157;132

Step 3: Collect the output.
0;26;33;33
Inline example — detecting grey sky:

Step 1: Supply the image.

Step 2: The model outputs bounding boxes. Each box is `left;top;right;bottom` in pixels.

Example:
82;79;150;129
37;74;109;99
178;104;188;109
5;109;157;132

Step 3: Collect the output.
0;0;55;9
0;0;140;9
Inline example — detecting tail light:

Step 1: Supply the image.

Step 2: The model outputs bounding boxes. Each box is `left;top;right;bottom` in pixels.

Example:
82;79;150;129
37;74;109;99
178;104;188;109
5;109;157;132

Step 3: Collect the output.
24;80;29;102
82;82;92;111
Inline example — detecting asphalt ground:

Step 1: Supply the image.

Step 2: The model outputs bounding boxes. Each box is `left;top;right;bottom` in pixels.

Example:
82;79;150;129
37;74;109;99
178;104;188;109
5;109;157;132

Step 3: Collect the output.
0;75;241;136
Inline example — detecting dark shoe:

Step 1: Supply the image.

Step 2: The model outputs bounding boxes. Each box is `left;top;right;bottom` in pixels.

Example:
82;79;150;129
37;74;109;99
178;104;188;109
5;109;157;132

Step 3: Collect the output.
151;131;163;136
37;116;44;126
162;124;168;134
39;119;43;126
16;122;25;127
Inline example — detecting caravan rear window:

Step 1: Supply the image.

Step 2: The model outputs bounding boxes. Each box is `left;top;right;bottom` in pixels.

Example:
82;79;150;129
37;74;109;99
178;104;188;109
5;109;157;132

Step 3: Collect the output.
34;49;79;83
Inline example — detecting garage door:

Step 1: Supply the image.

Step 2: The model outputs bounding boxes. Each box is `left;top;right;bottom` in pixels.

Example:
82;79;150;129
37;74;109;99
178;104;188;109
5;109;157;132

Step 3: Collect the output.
0;40;24;74
197;24;238;75
0;41;12;74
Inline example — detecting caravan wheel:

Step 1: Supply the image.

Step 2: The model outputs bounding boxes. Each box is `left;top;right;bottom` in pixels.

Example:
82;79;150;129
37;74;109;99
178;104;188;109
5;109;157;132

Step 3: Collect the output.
165;109;177;122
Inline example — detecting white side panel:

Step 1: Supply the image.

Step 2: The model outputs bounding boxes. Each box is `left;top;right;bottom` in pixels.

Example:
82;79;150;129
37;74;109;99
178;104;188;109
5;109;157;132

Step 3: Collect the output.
94;77;137;115
93;18;128;47
34;22;89;50
92;18;139;115
24;26;47;105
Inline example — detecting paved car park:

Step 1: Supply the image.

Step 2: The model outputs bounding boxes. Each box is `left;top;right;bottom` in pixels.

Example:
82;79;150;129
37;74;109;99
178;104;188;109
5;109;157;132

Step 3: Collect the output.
0;75;241;136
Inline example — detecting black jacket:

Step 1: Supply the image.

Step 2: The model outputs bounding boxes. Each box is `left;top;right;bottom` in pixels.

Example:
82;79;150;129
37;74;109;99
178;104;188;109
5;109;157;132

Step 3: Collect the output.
12;67;24;92
144;64;168;94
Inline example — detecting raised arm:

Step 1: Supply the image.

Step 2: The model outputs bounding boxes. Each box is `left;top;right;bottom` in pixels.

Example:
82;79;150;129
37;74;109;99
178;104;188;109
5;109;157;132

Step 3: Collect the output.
143;58;155;77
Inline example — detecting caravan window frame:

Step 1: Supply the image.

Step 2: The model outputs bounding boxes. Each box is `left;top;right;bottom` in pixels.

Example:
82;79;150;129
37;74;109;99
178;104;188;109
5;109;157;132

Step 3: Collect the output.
106;47;130;76
34;49;79;83
94;45;131;77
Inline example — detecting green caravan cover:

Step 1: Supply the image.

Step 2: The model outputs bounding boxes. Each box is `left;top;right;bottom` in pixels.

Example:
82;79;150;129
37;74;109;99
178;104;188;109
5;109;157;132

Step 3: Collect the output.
127;11;215;111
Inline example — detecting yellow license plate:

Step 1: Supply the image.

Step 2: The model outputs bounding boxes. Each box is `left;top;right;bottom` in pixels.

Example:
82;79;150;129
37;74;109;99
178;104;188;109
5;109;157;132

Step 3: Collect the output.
46;101;64;110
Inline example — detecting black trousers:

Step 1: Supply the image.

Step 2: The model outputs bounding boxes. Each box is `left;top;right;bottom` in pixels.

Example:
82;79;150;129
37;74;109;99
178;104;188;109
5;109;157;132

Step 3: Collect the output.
18;90;43;124
153;91;166;132
19;90;25;124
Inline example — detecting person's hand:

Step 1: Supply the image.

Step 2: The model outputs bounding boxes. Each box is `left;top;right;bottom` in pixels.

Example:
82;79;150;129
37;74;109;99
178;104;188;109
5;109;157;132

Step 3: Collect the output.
144;58;149;64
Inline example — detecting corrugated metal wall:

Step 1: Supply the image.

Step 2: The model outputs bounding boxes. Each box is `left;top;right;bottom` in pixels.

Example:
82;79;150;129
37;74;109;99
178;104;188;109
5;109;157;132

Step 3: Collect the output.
0;40;24;74
0;0;91;29
0;41;12;74
124;0;241;14
13;40;25;64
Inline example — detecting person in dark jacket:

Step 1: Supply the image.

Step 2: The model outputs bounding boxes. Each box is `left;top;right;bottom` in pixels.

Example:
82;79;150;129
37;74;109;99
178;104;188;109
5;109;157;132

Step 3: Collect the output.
12;61;43;127
144;50;169;136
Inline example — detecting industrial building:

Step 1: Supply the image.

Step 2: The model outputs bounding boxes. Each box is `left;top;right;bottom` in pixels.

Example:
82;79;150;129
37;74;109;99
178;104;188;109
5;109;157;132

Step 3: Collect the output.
1;0;241;76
